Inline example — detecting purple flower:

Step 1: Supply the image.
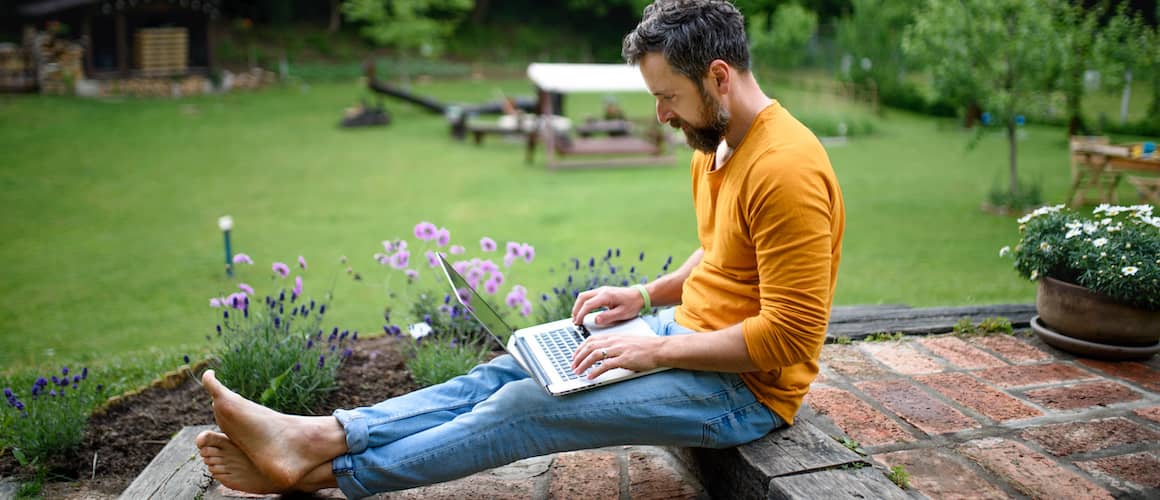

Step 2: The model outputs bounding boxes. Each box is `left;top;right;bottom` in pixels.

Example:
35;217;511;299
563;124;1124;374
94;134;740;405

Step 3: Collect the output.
272;262;290;278
449;245;465;255
292;363;301;372
452;261;469;275
3;388;12;400
382;240;394;253
491;271;505;286
353;332;359;341
318;355;326;368
343;348;353;358
228;292;248;310
209;297;223;308
62;366;69;376
505;289;524;308
426;250;439;268
14;401;23;411
479;260;499;273
49;389;57;397
484;278;500;294
405;269;419;280
520;300;533;317
293;276;303;297
307;339;314;349
73;375;81;384
238;283;255;295
390;250;410;270
506;241;520;256
52;376;59;385
456;287;472;304
480;237;497;252
183;355;190;364
434;228;451;247
35;377;47;388
504;253;517;267
232;253;253;265
298;255;308;270
81;367;88;379
520;243;535;263
413;221;438;241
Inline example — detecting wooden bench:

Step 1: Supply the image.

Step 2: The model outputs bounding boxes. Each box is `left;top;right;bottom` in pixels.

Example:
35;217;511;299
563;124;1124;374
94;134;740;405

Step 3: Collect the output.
1128;176;1160;204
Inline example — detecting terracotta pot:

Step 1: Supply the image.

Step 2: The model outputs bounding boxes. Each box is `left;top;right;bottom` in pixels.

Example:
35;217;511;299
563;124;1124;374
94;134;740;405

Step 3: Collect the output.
1036;276;1160;347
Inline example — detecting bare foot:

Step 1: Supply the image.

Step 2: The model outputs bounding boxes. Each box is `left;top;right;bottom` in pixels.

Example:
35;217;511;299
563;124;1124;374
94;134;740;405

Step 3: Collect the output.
202;369;348;490
197;430;285;494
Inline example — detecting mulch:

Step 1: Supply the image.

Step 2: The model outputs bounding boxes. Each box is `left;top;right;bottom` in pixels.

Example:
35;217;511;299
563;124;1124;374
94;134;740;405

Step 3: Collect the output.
0;335;418;497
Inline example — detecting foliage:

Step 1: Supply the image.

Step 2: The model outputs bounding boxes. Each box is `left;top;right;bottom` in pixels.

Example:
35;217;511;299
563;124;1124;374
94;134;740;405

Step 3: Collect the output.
986;177;1043;213
1092;4;1160;125
343;0;473;58
864;331;904;342
537;249;674;324
887;465;910;489
903;0;1060;206
953;316;1012;336
838;436;866;455
209;256;351;414
403;337;490;387
1;366;104;466
795;113;877;138
833;336;852;345
835;0;929;112
952;318;976;335
1051;1;1105;135
749;3;818;70
1001;204;1160;311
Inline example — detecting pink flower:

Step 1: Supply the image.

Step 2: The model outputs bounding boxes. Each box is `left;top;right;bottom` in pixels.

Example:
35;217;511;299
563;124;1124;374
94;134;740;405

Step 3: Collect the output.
480;260;499;273
209;297;223;308
272;262;290;277
293;276;303;297
520;301;533;317
450;245;465;255
503;253;516;267
232;253;253;265
382;240;395;253
405;269;419;280
426;250;439;268
484;278;500;294
373;253;388;265
456;287;472;304
238;283;254;295
435;228;451;247
227;292;248;310
453;261;469;275
519;243;535;263
466;267;485;284
298;256;308;270
481;237;497;252
390;250;410;269
506;241;521;256
490;271;505;286
505;290;522;308
413;222;437;241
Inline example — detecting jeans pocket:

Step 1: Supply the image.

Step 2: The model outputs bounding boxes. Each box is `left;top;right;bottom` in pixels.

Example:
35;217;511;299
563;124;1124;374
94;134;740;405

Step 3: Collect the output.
701;401;777;449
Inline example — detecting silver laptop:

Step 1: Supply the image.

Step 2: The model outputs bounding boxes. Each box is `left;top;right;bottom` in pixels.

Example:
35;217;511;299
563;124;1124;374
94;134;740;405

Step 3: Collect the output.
438;253;669;396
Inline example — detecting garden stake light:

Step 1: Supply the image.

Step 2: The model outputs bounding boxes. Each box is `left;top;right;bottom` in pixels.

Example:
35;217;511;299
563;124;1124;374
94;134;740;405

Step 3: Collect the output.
219;215;234;277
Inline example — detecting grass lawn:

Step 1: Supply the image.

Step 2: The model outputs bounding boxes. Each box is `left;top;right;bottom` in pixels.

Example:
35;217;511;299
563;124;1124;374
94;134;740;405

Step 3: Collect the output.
0;76;1150;376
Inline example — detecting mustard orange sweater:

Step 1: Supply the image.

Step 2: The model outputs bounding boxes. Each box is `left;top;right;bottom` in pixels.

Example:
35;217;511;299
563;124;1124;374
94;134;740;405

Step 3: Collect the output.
674;100;845;425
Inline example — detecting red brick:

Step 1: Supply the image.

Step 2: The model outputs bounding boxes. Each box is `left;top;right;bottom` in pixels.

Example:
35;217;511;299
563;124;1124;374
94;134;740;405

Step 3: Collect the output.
804;386;914;446
548;451;619;499
859;342;944;375
917;372;1041;422
857;380;980;435
1135;405;1160;424
1024;381;1142;410
627;450;700;500
1077;359;1160;391
958;437;1112;499
875;448;1009;500
974;335;1052;364
1076;452;1160;489
1020;417;1160;456
919;336;1007;369
820;344;892;380
975;363;1093;388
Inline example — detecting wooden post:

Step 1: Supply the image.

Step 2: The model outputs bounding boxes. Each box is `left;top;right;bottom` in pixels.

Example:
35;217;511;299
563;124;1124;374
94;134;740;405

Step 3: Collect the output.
115;12;127;76
205;14;214;75
82;14;93;78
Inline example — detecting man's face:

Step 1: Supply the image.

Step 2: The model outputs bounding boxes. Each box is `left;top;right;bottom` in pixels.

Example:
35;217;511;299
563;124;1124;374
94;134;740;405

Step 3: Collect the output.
639;53;730;153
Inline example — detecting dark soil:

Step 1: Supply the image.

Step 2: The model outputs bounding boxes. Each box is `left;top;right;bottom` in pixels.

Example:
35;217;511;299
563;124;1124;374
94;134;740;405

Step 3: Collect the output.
0;335;417;497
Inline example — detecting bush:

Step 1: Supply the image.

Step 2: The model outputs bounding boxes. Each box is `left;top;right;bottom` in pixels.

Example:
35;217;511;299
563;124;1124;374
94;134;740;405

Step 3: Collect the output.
796;113;878;138
987;178;1043;213
1;366;104;465
537;249;674;323
209;255;351;414
404;337;490;387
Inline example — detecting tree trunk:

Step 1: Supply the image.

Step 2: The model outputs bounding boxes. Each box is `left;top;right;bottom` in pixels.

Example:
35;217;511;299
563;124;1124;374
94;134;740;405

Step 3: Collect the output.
1066;93;1084;137
328;0;341;34
1120;69;1132;125
471;0;492;26
1008;120;1019;201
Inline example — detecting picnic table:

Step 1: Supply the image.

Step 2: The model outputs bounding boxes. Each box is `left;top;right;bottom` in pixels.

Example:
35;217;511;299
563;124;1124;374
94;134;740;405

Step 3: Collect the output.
1067;137;1160;206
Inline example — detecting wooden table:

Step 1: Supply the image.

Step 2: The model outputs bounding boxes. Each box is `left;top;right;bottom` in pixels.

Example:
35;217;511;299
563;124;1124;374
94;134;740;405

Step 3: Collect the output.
1066;142;1160;206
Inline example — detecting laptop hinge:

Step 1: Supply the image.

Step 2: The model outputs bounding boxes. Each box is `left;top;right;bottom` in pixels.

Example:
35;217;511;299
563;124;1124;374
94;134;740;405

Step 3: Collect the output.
513;336;555;388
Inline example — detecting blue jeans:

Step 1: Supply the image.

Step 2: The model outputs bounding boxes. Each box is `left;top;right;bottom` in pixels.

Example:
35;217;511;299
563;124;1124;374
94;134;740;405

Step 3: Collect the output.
330;308;784;498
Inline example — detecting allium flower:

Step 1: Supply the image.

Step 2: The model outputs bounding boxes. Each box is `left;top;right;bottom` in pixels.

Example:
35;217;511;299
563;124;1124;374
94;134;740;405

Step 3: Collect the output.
491;271;505;286
426;250;439;268
1122;266;1140;276
520;301;533;317
505;285;527;308
238;283;255;295
450;245;465;255
435;228;451;247
405;269;419;280
298;256;308;270
232;253;253;265
484;278;500;294
293;276;303;297
504;253;517;267
481;237;497;252
390;250;410;269
414;221;438;240
209;297;223;308
272;262;290;277
520;243;535;263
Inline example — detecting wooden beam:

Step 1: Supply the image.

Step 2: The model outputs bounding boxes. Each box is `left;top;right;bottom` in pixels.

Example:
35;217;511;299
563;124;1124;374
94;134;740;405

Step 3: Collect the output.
115;12;127;76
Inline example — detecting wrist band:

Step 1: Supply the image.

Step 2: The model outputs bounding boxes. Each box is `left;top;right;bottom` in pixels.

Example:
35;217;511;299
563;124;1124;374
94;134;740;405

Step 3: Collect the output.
631;284;651;315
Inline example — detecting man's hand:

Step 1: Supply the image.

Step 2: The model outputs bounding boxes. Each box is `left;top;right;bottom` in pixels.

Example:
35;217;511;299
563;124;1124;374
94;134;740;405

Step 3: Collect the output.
571;334;667;380
570;286;645;326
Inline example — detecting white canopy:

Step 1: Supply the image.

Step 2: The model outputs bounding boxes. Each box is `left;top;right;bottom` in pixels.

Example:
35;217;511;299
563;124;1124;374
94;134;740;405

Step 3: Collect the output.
527;63;649;93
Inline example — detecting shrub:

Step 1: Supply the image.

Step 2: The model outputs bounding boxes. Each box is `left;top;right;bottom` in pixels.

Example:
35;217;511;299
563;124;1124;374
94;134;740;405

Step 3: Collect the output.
209;255;352;414
1000;204;1160;311
404;338;490;387
1;366;104;465
537;249;674;323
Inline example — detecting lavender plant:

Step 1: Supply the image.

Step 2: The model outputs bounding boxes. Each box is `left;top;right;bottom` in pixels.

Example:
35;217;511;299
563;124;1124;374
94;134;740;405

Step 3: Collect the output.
209;254;352;413
1000;204;1160;311
1;366;104;464
536;248;674;323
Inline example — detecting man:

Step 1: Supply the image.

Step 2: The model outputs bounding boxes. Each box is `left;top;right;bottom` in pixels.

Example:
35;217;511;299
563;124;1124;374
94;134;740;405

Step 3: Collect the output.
196;1;844;497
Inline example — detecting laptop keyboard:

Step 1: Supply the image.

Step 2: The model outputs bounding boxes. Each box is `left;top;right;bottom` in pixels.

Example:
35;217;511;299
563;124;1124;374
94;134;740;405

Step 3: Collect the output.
534;324;590;382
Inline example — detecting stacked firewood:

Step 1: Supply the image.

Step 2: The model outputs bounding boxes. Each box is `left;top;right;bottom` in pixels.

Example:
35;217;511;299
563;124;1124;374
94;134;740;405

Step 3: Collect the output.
32;30;84;95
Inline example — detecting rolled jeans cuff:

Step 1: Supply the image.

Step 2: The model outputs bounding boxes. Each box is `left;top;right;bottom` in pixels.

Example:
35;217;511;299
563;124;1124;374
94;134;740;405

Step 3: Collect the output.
333;408;368;454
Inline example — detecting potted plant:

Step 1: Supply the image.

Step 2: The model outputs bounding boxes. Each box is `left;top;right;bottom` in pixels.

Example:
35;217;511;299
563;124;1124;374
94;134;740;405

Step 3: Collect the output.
1001;203;1160;359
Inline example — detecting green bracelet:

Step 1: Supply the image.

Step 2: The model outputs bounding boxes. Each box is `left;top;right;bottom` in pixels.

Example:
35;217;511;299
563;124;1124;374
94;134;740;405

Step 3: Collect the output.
631;284;651;315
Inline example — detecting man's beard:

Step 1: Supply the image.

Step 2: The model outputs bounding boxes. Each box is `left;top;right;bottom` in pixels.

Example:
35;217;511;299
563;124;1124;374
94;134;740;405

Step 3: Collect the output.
669;84;730;153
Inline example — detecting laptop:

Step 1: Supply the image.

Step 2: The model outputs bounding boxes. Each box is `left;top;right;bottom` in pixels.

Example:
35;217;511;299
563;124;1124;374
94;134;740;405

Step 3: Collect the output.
438;253;669;396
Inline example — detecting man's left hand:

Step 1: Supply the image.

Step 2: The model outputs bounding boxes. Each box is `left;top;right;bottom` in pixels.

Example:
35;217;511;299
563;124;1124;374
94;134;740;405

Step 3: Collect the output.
571;334;668;380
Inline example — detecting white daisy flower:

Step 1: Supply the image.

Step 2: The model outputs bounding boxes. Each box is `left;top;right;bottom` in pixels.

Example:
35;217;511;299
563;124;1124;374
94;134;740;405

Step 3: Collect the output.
999;246;1011;257
1092;237;1108;248
1122;266;1139;276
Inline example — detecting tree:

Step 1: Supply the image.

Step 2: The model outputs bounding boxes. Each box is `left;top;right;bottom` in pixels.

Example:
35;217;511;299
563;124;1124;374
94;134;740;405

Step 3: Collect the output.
749;3;818;70
1051;1;1104;136
1093;4;1150;125
344;0;473;81
835;0;925;111
903;0;1060;207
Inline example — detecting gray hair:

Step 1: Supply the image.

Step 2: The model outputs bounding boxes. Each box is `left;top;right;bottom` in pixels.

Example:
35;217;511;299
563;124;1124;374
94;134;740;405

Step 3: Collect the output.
622;0;750;81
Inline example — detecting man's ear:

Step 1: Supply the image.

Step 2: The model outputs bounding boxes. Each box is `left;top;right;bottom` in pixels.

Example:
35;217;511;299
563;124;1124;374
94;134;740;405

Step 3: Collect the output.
707;59;730;93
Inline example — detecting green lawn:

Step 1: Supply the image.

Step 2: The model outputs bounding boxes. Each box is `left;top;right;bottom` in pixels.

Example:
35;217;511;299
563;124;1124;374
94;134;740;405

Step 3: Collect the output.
0;77;1150;375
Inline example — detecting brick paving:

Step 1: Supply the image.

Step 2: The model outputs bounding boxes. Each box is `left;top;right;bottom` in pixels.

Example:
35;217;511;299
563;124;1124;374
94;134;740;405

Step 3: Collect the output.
809;331;1160;499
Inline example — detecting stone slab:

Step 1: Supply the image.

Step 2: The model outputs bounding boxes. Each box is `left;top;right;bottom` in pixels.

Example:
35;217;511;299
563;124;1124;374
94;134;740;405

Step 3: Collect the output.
976;363;1094;388
1024;380;1142;410
859;343;944;375
858;380;980;435
805;386;915;446
919;336;1007;369
546;451;618;499
1077;359;1160;391
1021;417;1160;456
973;335;1052;364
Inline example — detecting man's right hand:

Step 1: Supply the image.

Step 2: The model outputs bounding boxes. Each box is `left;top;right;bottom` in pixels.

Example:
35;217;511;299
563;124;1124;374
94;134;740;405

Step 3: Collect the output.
571;286;646;326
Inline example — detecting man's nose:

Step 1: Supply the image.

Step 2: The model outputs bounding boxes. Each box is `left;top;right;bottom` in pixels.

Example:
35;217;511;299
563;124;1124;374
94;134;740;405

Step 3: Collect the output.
656;104;674;124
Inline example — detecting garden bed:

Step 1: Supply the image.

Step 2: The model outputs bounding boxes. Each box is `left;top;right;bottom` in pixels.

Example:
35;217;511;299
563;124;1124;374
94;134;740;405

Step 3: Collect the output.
0;335;417;498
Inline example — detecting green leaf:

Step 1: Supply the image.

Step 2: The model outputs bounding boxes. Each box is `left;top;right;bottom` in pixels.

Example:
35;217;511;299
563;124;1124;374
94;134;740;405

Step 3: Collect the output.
259;367;292;406
12;446;28;466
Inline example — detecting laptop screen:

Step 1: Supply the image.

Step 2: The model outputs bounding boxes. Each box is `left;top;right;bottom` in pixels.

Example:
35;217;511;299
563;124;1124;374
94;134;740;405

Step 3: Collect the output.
437;253;515;345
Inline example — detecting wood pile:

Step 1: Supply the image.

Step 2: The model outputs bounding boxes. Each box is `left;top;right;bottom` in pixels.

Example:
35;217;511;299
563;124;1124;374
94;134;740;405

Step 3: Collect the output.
134;27;188;77
31;29;84;95
97;74;210;98
0;43;34;92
